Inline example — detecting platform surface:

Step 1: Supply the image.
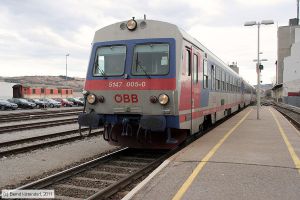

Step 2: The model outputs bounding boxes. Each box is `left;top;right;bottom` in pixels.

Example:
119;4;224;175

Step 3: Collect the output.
126;106;300;200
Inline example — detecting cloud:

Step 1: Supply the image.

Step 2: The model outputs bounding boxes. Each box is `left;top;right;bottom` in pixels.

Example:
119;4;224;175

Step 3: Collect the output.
188;24;277;85
0;0;293;84
236;0;286;6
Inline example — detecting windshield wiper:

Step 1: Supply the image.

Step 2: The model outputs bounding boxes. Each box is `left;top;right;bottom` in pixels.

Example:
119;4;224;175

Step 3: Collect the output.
95;55;107;79
136;53;150;79
100;69;107;79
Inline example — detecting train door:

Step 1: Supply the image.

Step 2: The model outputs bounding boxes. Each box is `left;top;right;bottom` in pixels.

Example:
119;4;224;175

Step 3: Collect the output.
187;47;192;133
200;53;209;107
179;46;192;131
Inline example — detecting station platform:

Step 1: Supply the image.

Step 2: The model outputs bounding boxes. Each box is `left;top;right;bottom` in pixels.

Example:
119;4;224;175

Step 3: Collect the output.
123;106;300;200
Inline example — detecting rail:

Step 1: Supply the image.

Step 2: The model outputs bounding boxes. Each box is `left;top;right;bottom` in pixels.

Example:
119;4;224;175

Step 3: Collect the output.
11;148;171;199
0;108;82;123
272;102;300;129
0;118;78;134
0;128;103;157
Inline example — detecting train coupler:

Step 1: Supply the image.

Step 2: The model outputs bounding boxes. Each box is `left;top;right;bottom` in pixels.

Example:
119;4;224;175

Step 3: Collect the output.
121;118;133;136
78;112;103;136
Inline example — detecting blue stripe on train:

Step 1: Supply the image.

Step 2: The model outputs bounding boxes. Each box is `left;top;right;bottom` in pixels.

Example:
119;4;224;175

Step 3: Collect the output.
102;114;180;129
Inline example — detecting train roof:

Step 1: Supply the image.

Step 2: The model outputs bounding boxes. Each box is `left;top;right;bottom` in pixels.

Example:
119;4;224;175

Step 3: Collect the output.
93;19;181;43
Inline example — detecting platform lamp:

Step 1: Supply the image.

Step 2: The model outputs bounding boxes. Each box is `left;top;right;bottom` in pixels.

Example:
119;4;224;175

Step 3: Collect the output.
253;58;268;100
244;20;274;120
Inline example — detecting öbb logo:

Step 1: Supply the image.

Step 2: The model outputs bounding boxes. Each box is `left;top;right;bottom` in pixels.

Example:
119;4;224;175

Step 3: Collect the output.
114;94;138;103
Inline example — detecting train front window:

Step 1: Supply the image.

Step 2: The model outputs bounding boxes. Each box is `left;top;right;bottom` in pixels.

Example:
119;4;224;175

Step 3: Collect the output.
132;43;169;76
94;45;126;76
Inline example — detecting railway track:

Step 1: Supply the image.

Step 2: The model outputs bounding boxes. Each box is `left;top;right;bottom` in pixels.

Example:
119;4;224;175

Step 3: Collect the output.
11;148;172;200
0;118;78;134
272;102;300;129
0;108;82;123
0;128;103;157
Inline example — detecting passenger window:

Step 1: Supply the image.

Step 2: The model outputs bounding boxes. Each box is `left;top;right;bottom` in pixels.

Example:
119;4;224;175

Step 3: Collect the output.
185;49;191;76
221;70;225;91
193;54;198;83
211;65;215;90
228;75;231;92
203;59;208;88
216;67;220;90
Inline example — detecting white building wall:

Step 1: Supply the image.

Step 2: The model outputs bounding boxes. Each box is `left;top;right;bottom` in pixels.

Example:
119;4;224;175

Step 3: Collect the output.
283;27;300;95
282;27;300;107
296;28;300;43
0;82;16;99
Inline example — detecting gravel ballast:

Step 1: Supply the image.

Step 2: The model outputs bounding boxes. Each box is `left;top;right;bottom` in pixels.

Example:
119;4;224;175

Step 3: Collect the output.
0;136;117;189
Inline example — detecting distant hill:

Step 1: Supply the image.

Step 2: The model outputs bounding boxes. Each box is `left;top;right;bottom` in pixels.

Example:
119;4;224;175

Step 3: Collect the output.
2;76;85;92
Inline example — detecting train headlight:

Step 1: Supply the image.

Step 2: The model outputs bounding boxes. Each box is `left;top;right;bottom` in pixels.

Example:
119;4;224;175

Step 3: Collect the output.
158;94;169;105
127;18;137;31
87;94;97;104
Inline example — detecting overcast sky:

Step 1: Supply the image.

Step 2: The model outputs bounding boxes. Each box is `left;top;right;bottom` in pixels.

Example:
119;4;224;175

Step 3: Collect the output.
0;0;297;84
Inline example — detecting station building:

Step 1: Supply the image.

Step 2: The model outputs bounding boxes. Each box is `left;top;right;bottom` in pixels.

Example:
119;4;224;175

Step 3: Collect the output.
12;84;73;99
272;18;300;107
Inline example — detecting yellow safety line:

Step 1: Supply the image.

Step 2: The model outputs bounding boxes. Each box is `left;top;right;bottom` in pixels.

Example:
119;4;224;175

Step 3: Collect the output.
269;108;300;174
172;109;252;200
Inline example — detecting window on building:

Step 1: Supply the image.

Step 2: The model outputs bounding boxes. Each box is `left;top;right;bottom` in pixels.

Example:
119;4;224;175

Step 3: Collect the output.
32;89;35;94
58;89;62;94
66;90;68;94
41;88;44;94
50;89;53;94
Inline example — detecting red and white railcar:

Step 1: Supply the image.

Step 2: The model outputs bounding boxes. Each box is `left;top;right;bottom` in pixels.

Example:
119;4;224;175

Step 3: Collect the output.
79;18;256;148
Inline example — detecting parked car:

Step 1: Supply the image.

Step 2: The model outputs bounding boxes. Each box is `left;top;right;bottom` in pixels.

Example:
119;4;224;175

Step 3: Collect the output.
0;99;18;110
8;98;36;109
67;97;84;106
27;99;48;109
40;98;61;108
74;97;84;106
53;98;74;107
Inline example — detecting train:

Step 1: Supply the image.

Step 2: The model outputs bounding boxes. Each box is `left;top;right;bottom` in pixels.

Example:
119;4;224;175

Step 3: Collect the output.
78;18;256;149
